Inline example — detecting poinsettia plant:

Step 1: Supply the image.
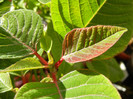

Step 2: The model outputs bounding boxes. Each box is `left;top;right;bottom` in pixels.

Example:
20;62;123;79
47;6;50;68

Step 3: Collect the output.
0;0;133;99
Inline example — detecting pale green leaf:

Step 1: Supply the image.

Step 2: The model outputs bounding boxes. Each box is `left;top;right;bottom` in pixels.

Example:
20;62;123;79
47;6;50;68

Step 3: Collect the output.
0;9;43;59
0;73;13;93
0;0;4;3
15;70;121;99
0;57;47;73
51;0;106;38
87;58;124;82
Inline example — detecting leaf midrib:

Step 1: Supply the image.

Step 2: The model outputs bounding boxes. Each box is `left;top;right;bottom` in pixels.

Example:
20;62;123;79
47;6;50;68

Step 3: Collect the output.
84;0;107;27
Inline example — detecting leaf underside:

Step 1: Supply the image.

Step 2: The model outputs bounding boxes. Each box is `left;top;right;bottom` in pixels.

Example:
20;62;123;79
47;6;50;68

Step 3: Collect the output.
0;9;43;59
62;25;127;63
15;70;121;99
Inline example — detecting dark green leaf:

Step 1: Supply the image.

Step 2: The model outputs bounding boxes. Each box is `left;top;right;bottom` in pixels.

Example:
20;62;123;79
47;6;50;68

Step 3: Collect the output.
87;58;124;82
0;0;10;17
0;91;15;99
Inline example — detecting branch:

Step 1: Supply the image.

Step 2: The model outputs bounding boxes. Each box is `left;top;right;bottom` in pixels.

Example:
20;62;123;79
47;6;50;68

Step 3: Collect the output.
52;72;63;99
33;51;48;65
55;57;64;69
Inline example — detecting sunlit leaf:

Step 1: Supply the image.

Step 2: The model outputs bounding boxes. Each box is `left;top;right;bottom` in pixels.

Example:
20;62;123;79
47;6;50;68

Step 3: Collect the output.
88;0;133;60
0;73;13;93
15;70;121;99
0;9;43;59
51;0;106;38
0;57;48;73
62;25;127;63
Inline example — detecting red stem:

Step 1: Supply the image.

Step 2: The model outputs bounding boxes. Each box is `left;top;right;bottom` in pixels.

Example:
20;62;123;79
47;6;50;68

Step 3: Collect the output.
33;51;48;65
52;73;63;99
55;57;64;69
45;69;50;77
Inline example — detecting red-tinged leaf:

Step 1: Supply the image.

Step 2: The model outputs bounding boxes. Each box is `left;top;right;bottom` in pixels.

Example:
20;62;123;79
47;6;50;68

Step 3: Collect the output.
62;25;127;63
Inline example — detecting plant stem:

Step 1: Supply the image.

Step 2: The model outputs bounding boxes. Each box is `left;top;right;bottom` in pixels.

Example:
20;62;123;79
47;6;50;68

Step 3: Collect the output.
45;69;50;77
52;72;63;99
33;51;48;65
55;57;64;69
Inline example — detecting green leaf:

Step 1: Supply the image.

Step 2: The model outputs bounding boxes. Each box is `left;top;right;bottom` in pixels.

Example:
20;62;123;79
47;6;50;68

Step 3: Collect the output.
0;57;47;73
87;58;124;82
46;21;75;77
0;73;13;93
40;31;53;52
38;0;51;4
88;0;133;60
46;21;62;62
15;70;121;99
0;9;43;59
51;0;106;38
12;0;26;9
0;91;15;99
57;61;84;78
0;0;10;17
0;0;4;3
0;59;20;70
62;25;127;63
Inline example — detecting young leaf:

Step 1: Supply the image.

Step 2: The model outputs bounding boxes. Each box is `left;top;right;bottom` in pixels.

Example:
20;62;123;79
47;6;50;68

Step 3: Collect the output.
40;31;53;52
62;25;127;63
0;73;13;93
0;9;43;59
88;0;133;60
51;0;106;38
0;57;48;73
87;58;124;82
46;21;63;62
15;70;121;99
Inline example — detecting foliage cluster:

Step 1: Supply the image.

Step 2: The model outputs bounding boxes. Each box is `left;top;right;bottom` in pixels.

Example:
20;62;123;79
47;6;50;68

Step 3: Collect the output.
0;0;133;99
